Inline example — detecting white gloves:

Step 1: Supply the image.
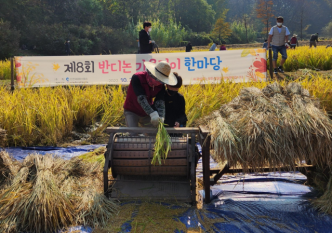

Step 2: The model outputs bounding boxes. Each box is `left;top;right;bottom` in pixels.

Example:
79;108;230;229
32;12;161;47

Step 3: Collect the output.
150;111;164;127
150;111;160;127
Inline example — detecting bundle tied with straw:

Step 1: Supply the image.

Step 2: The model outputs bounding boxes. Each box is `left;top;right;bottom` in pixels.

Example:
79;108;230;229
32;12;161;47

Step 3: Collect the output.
152;121;172;165
201;82;332;173
0;152;118;233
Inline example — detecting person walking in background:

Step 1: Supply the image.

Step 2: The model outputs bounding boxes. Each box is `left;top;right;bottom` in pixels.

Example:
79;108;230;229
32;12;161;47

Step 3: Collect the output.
310;33;319;48
262;39;268;49
290;35;299;49
209;42;218;51
267;16;290;74
220;42;226;50
186;42;192;52
139;21;154;54
64;40;70;55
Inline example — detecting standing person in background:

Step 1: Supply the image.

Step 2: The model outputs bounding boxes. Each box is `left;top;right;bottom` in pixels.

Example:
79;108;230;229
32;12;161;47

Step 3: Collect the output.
290;35;299;49
139;21;154;54
220;42;226;50
310;33;319;48
267;16;290;74
186;42;192;52
64;40;70;55
262;39;268;49
209;42;218;51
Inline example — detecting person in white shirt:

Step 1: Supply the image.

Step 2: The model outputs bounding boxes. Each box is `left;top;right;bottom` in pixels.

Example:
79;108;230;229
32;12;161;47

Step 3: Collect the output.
267;16;290;74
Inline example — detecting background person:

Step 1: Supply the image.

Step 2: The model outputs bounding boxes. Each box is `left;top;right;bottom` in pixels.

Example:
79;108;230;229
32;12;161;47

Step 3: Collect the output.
267;16;290;74
220;42;226;50
209;42;218;51
139;21;154;54
186;42;192;52
64;40;70;55
290;34;299;49
163;73;187;128
310;33;319;48
123;61;177;129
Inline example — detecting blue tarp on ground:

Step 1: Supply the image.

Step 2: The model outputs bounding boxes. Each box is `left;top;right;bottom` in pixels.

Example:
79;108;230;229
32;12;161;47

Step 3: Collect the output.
3;145;332;233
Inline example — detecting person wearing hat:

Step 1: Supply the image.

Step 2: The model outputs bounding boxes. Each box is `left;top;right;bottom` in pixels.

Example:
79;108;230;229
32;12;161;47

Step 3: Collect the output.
310;33;319;48
123;61;177;129
290;34;299;49
162;73;187;130
267;16;291;74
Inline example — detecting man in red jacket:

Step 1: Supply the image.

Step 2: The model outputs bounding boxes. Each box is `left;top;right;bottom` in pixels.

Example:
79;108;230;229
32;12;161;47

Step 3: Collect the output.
123;61;178;128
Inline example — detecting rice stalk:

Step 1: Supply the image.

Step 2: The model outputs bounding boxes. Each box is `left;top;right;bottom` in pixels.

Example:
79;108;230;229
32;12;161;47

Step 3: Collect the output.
152;121;172;165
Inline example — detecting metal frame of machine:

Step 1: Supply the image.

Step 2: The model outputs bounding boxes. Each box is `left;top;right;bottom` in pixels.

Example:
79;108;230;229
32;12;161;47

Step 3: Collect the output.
104;126;315;205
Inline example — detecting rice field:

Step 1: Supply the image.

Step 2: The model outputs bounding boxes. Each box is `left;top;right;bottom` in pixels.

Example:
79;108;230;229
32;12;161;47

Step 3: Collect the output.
0;76;332;147
0;60;12;80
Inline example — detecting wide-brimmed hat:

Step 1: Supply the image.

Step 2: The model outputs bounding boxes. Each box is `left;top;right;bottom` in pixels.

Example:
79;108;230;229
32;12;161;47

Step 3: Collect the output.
144;61;177;86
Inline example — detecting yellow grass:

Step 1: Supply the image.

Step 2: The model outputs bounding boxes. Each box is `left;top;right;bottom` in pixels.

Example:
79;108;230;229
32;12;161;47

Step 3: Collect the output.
0;60;11;80
0;76;332;147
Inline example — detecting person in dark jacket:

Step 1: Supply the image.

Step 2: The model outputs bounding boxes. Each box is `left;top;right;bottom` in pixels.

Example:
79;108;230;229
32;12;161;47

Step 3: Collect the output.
139;21;153;54
310;33;319;48
64;40;70;55
163;73;187;128
186;42;192;52
123;61;177;129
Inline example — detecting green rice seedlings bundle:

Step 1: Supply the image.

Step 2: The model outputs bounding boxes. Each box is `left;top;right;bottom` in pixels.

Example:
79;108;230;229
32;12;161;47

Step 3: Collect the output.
152;121;172;165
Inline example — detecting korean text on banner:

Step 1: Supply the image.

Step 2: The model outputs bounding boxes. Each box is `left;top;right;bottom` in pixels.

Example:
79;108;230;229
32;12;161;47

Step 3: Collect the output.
15;49;267;87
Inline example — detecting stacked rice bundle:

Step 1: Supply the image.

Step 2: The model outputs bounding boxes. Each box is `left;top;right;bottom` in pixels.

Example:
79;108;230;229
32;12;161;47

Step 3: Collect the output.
202;82;332;214
0;151;118;233
202;82;332;172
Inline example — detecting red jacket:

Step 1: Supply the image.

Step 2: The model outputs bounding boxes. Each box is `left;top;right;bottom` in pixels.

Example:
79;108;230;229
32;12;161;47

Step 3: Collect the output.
290;37;297;44
124;72;163;117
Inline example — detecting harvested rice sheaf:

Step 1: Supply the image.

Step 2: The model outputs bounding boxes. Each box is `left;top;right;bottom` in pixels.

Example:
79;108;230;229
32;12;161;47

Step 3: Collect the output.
0;153;118;233
203;82;332;173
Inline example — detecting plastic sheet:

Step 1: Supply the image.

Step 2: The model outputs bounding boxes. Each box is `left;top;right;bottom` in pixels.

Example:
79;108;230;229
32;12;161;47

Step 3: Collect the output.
2;144;332;232
3;144;105;160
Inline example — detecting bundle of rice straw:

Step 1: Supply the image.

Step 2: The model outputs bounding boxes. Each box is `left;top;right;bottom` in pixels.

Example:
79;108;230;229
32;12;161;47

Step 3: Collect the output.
0;128;6;147
152;121;172;165
0;152;118;233
201;82;332;173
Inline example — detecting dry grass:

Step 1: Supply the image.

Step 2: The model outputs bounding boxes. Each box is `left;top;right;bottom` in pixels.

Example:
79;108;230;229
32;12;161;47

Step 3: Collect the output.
202;82;332;173
0;151;118;233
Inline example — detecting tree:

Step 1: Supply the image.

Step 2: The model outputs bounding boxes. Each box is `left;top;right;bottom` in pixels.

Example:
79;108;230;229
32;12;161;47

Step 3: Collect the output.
322;20;332;37
211;17;232;43
256;0;274;38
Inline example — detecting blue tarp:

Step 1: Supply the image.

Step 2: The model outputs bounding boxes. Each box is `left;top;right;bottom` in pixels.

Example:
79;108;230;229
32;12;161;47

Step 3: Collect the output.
3;145;332;233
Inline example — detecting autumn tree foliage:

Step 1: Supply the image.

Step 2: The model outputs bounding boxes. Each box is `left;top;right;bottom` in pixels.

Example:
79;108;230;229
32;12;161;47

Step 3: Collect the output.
211;17;232;43
256;0;275;38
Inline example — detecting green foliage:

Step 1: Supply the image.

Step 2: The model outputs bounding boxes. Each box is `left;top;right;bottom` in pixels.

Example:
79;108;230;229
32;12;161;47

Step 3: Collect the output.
228;21;257;44
0;21;20;60
26;24;130;55
127;20;188;47
322;21;332;37
186;33;213;46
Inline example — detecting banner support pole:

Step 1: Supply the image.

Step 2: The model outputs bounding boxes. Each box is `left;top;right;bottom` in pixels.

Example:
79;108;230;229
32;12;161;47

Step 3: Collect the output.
268;48;273;81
